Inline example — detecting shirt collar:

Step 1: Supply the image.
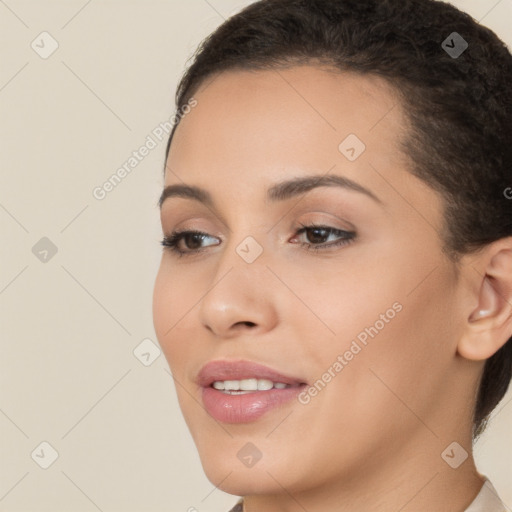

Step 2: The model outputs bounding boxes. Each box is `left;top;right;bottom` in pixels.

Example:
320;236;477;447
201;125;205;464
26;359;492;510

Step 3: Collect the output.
464;479;508;512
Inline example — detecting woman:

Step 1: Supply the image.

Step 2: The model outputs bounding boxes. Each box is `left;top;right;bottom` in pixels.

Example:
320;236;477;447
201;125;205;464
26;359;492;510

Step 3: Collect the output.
153;0;512;510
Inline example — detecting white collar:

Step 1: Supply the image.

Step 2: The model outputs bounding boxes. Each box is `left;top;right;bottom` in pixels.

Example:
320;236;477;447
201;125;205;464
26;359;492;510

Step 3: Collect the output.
465;479;508;512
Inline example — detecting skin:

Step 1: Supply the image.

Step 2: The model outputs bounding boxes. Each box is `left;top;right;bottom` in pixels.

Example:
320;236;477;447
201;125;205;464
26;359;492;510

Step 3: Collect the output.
153;65;512;512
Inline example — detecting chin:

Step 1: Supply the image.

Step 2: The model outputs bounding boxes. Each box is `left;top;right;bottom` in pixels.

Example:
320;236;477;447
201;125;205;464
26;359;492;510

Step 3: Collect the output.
202;463;284;496
197;441;315;497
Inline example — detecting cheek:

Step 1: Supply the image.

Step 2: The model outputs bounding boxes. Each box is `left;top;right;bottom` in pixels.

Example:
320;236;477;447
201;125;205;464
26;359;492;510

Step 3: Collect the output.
296;247;459;415
325;266;459;428
152;262;194;369
152;264;171;345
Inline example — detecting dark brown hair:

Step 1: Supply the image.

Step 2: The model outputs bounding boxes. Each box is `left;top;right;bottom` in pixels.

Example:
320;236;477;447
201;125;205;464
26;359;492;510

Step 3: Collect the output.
164;0;512;437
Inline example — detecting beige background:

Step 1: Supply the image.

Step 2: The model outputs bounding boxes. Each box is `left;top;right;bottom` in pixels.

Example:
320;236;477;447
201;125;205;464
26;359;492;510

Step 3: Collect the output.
0;1;511;511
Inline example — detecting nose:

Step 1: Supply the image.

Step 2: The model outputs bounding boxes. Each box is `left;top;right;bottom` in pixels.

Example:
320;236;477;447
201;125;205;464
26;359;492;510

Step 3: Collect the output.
198;236;279;339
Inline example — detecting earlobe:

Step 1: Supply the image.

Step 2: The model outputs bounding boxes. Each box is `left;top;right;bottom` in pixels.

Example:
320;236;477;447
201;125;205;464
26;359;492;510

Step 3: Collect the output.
457;241;512;361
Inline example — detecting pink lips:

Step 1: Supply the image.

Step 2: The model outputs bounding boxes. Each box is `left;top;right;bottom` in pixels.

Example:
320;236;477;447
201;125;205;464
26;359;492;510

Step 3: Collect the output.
197;359;307;424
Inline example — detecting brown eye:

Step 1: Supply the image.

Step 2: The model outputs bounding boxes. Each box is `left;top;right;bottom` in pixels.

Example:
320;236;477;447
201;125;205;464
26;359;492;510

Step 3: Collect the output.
180;232;207;250
293;224;356;252
161;230;219;256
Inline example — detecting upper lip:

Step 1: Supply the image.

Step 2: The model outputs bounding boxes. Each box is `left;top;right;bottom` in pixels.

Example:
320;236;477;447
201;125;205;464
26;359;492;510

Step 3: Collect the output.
197;359;307;387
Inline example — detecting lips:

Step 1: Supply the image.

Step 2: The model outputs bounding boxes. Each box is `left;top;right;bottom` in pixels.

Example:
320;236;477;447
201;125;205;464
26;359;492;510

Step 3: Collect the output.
197;359;308;423
197;359;307;388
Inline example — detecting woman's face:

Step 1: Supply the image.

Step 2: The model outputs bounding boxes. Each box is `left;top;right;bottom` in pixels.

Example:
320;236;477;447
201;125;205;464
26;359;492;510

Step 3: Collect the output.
153;66;471;495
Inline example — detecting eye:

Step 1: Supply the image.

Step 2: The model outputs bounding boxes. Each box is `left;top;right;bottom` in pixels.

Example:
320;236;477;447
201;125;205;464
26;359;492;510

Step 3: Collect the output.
291;223;356;252
160;230;219;257
160;223;356;257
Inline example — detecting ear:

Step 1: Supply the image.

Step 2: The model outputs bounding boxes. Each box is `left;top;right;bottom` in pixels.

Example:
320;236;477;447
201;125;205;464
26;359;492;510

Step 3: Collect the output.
457;237;512;361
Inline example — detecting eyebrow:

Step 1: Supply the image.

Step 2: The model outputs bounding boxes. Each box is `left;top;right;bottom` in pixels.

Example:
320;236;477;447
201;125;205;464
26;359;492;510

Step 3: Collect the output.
158;174;382;209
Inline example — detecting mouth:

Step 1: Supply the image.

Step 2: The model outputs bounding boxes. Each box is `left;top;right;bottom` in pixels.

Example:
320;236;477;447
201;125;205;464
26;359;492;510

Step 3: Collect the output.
196;359;308;423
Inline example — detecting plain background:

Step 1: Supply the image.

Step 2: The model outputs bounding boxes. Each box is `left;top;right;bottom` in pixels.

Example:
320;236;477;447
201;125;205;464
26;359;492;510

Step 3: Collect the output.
0;1;511;511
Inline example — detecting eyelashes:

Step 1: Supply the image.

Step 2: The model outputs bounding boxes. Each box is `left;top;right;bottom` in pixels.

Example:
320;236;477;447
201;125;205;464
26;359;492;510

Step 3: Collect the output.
161;230;215;257
160;223;356;258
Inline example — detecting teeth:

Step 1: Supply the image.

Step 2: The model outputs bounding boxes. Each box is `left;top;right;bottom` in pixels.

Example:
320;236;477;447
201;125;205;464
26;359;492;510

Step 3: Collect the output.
212;379;291;392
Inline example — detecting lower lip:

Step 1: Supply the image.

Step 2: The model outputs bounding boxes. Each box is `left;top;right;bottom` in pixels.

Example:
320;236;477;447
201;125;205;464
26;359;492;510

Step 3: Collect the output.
201;385;306;423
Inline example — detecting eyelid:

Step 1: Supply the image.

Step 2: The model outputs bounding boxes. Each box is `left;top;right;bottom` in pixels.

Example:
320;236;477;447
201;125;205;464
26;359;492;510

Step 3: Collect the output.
162;212;355;240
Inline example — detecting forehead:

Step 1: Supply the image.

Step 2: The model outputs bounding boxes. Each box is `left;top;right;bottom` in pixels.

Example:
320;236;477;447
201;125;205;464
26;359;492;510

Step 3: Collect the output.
166;65;408;174
164;65;425;210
